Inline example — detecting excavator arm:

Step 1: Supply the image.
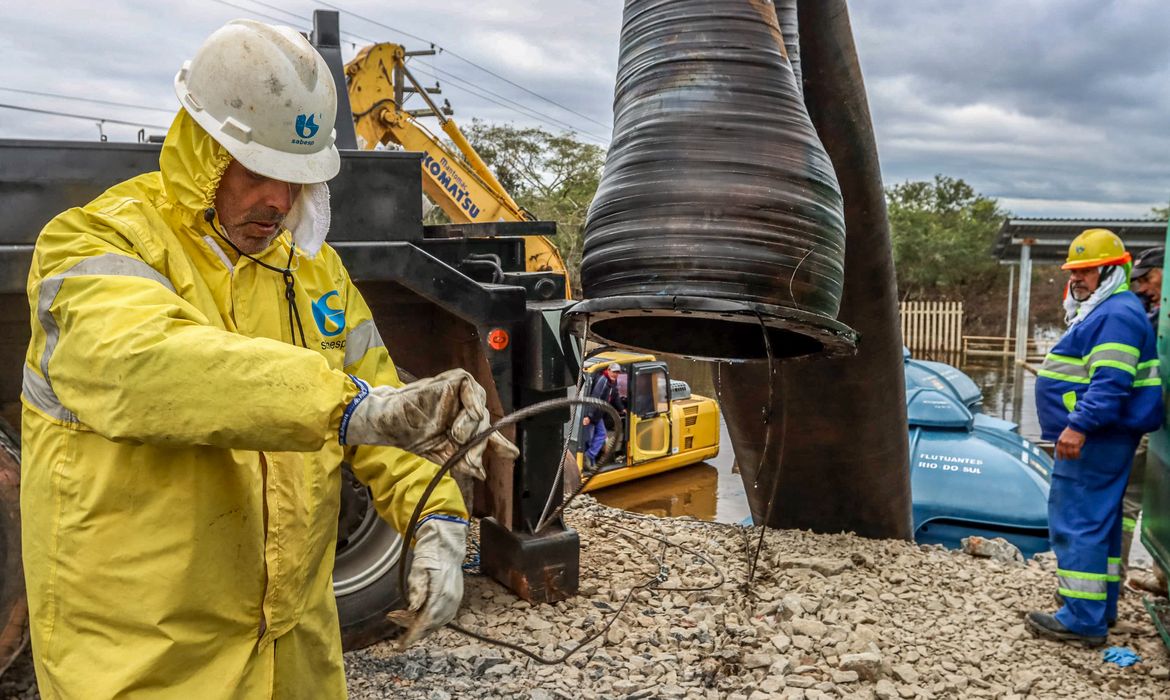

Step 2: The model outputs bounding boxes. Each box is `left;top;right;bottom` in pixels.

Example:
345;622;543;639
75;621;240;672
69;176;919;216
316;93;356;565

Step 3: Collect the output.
345;43;568;275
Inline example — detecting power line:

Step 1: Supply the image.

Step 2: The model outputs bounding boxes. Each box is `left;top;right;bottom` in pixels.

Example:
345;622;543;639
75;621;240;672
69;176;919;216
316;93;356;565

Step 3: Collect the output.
407;61;609;145
208;1;611;142
0;103;169;130
209;0;310;30
0;87;174;114
316;0;613;131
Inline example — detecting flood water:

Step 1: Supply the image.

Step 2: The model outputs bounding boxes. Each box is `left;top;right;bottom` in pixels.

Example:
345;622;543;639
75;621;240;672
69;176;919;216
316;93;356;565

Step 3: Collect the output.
591;413;752;524
591;356;1047;524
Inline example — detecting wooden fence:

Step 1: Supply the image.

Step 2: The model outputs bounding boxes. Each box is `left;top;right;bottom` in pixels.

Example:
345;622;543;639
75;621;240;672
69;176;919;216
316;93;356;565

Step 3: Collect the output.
899;300;964;356
961;336;1047;363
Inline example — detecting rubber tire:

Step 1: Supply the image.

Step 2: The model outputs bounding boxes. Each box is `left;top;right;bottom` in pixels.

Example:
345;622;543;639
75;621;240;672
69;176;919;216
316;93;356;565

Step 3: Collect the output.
0;424;28;678
337;554;407;650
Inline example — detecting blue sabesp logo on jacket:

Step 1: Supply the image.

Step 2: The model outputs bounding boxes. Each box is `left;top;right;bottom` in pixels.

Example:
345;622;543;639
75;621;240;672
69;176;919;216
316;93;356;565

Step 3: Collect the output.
312;291;345;337
295;113;320;139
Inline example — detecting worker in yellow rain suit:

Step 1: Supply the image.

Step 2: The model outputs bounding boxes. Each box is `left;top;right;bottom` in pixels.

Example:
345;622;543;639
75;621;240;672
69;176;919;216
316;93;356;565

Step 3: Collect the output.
20;20;515;699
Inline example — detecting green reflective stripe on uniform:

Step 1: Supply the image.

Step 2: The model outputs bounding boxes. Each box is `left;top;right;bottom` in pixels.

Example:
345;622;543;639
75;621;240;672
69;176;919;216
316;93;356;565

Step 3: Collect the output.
1085;344;1139;377
1061;391;1078;412
1135;359;1161;387
1107;557;1122;582
1087;342;1140;359
1090;359;1138;376
1122;517;1137;533
1039;353;1090;384
1038;369;1090;384
1057;568;1110;581
1057;568;1109;600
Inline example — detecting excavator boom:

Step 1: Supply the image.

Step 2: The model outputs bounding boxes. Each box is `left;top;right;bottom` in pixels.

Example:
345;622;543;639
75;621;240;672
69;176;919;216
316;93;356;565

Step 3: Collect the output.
346;43;568;276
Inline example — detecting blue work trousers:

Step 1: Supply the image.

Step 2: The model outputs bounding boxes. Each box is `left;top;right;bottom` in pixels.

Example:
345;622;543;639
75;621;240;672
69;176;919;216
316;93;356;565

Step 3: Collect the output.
1049;433;1139;636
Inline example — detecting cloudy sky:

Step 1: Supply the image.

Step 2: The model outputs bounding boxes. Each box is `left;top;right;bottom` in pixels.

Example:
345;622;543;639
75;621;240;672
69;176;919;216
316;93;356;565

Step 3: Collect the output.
1;0;1167;218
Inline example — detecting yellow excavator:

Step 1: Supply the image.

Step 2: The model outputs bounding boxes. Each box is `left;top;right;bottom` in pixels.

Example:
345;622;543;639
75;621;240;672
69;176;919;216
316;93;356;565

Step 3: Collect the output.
575;351;721;491
345;42;567;275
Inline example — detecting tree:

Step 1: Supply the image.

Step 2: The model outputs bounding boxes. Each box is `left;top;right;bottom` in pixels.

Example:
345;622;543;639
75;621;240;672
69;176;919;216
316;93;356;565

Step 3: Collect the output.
459;121;606;294
1151;205;1169;219
886;175;1008;299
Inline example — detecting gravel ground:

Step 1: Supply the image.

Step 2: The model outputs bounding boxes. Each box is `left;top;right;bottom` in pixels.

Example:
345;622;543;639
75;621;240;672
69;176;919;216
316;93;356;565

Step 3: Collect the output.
3;498;1166;699
345;499;1170;700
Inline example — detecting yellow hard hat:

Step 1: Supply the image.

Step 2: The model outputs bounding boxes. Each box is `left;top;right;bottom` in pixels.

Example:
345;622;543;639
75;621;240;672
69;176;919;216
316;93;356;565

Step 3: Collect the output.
1062;228;1131;270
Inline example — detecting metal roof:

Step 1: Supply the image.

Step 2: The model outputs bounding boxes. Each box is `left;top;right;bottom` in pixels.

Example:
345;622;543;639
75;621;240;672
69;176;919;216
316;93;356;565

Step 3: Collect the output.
992;218;1167;264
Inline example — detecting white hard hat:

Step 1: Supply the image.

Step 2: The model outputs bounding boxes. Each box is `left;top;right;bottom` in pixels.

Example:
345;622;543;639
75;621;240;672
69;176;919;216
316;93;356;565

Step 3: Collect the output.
175;19;340;184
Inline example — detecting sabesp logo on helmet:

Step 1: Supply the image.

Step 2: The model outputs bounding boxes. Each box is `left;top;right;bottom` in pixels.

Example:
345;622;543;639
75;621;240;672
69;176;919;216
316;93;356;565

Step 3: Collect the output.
312;290;345;337
293;113;321;146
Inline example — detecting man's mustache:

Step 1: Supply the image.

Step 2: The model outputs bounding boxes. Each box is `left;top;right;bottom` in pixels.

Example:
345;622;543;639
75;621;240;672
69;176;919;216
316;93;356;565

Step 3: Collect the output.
234;208;285;227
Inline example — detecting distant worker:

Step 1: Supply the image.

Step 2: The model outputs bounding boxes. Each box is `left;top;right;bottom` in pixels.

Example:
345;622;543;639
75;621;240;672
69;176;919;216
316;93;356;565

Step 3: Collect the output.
1028;229;1162;646
20;20;515;698
1130;246;1163;325
584;416;608;470
1124;246;1168;595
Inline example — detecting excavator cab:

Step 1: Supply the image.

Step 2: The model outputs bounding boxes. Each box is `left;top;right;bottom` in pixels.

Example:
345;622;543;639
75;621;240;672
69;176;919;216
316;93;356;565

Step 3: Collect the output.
628;361;672;462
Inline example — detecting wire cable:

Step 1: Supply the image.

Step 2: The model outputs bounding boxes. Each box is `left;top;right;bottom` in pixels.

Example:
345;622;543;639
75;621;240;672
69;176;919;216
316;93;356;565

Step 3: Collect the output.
0;87;173;114
214;0;608;142
209;0;310;30
405;61;611;145
0;102;168;130
316;0;612;130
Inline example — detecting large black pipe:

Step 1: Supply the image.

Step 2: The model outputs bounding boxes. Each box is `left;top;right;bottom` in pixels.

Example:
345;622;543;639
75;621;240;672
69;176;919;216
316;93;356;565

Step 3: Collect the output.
725;0;911;539
774;0;801;94
569;0;856;362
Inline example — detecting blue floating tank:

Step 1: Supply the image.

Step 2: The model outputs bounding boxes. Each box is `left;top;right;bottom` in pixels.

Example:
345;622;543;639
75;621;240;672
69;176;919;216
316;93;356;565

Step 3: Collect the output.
904;350;1052;558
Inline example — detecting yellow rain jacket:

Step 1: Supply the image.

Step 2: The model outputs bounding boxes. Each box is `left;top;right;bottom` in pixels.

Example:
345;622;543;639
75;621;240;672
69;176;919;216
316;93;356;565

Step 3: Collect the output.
21;110;467;699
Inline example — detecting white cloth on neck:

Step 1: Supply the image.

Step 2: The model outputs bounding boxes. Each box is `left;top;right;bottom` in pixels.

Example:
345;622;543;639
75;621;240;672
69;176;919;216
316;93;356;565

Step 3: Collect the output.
283;182;331;258
1064;265;1125;328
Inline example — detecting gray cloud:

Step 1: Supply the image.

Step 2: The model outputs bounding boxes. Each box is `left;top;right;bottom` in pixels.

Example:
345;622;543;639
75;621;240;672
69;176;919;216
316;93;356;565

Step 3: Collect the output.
850;0;1170;215
1;1;1166;217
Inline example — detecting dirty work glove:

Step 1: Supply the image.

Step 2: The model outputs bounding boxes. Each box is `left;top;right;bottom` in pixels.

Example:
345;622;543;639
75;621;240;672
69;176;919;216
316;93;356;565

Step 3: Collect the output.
341;369;519;480
398;516;468;647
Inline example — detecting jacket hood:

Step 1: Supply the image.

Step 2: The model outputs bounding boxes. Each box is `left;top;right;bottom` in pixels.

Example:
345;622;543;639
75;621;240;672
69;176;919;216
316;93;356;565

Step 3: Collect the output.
159;109;233;228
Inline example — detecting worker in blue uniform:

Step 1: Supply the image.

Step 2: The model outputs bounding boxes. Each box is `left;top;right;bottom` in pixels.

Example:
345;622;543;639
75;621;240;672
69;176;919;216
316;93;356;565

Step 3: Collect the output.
1028;228;1163;646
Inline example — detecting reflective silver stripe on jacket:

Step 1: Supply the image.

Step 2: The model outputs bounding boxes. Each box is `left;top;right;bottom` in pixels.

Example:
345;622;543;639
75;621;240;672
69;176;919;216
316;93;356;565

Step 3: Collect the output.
344;319;386;368
22;365;75;423
30;254;176;420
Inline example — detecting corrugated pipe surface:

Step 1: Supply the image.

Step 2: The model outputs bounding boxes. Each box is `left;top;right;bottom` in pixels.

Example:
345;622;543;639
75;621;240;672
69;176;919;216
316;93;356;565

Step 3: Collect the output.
573;0;855;361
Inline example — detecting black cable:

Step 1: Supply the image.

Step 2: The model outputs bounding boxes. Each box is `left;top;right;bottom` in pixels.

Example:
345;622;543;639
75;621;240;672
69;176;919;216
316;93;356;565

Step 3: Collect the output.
391;388;729;665
0;87;174;114
317;0;613;131
0;102;168;130
747;311;782;588
209;0;310;31
405;62;611;145
447;508;726;665
396;395;623;601
203;208;307;348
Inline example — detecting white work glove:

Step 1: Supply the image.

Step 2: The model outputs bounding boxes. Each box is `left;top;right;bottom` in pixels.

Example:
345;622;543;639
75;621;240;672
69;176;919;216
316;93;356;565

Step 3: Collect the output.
341;368;519;480
399;516;467;647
